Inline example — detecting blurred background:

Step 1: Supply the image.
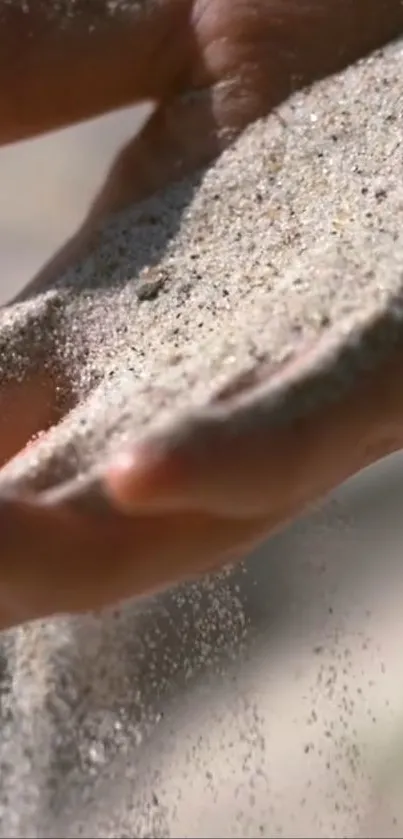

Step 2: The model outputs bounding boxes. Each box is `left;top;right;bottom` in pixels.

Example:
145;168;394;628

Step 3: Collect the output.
0;102;154;304
1;108;403;837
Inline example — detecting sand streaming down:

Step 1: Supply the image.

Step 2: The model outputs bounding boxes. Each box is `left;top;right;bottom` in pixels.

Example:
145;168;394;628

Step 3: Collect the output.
0;37;402;839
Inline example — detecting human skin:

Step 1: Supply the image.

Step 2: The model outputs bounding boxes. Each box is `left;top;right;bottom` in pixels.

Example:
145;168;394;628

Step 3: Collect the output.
0;0;403;629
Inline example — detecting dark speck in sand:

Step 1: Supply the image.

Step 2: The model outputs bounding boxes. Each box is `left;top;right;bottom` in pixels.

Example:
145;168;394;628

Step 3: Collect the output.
135;270;168;301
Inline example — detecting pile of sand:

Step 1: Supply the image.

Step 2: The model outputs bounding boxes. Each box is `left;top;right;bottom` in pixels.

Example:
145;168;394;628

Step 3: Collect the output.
0;37;402;839
1;39;403;496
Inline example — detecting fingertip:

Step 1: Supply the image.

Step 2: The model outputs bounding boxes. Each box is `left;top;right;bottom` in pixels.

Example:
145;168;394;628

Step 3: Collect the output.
105;444;186;512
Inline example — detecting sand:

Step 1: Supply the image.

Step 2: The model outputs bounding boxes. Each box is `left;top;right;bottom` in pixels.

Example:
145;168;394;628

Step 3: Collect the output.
0;36;402;838
1;38;403;495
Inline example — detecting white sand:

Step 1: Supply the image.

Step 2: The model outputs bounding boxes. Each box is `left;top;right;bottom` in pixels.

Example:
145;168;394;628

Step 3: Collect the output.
0;37;402;839
1;40;403;494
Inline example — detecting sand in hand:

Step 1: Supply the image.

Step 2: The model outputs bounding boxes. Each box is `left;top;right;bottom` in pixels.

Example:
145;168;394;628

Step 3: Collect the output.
0;40;403;499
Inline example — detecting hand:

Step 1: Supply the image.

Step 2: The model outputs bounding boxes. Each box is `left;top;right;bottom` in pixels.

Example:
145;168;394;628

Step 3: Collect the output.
1;329;403;630
0;0;403;629
3;0;403;209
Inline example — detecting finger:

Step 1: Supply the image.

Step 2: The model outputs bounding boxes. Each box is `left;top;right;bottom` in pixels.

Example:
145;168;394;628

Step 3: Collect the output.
0;372;67;467
87;91;220;217
90;47;284;217
0;305;75;468
105;343;403;521
0;495;268;627
2;0;402;148
0;0;193;145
